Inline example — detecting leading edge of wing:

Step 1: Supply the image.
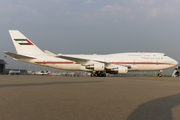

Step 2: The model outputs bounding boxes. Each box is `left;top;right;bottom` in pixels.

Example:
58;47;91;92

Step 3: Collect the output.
44;50;90;64
44;50;130;68
44;50;104;63
3;51;36;59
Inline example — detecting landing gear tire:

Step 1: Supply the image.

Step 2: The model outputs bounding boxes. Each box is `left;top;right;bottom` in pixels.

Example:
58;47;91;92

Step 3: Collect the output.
158;73;162;77
91;73;94;77
91;72;107;77
97;74;101;77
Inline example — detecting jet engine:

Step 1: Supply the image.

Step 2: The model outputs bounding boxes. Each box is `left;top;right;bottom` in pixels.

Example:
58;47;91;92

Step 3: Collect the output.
107;66;128;74
86;63;105;71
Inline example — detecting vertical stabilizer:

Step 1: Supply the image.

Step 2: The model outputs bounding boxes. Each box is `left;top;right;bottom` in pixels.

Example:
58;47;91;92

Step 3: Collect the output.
9;30;45;55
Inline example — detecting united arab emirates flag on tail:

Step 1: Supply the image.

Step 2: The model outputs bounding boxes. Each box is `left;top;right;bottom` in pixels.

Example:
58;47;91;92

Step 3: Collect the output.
14;39;33;45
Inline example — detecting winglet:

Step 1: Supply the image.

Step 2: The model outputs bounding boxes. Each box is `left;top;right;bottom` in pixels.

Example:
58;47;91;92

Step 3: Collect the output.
44;50;58;57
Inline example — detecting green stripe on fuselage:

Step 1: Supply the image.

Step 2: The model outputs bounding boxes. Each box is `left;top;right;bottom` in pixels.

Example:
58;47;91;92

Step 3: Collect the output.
14;39;26;41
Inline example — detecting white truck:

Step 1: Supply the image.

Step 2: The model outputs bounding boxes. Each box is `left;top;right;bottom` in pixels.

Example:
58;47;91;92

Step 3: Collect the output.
9;70;20;75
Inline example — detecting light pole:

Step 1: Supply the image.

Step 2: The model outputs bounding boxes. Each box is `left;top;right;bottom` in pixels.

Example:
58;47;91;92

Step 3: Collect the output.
4;56;7;74
4;56;7;62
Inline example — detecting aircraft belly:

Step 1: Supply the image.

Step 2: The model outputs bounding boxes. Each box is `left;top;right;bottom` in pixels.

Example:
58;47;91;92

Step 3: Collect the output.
54;64;82;71
130;65;172;71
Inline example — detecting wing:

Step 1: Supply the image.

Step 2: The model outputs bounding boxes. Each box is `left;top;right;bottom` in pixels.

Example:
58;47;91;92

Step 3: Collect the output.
44;50;131;68
44;50;91;64
3;51;36;59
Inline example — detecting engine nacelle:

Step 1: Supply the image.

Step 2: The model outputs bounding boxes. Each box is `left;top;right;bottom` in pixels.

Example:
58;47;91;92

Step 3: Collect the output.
86;63;105;71
107;66;128;74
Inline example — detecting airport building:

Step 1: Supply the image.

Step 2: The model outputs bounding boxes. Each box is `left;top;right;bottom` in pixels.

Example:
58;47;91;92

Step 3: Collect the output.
0;59;6;74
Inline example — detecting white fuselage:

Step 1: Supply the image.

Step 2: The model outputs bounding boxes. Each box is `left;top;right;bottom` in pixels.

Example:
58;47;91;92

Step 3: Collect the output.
7;30;178;75
19;52;178;72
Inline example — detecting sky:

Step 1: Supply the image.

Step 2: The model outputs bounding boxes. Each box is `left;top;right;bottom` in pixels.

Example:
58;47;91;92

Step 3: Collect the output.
0;0;180;74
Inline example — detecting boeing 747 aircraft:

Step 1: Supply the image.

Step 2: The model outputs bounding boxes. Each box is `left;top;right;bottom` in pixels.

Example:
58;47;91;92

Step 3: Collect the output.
3;30;178;77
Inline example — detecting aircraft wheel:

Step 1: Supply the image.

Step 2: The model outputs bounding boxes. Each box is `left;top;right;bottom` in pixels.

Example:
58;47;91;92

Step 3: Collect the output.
97;74;100;77
91;73;94;77
158;73;162;77
103;74;106;77
95;74;98;77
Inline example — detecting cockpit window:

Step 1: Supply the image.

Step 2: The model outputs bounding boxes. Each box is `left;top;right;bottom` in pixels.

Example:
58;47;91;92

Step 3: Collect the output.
164;54;167;56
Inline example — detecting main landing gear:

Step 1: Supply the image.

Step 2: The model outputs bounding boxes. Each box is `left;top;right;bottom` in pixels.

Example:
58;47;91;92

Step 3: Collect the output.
91;71;106;77
157;70;163;77
157;73;162;77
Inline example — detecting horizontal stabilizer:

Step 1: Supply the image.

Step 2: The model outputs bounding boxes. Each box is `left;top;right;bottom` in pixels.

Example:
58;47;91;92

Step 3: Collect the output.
3;51;36;59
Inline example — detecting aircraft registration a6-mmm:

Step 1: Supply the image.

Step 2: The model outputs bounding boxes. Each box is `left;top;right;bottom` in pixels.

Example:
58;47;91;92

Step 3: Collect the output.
3;30;178;77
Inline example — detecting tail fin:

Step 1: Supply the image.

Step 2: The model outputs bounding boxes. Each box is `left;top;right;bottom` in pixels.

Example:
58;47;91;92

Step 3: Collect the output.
9;30;45;55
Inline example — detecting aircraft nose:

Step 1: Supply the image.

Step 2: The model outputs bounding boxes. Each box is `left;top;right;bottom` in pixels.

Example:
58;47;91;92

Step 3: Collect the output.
173;59;178;66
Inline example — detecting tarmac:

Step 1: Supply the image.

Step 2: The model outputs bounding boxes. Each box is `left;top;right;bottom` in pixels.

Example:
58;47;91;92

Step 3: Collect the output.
0;75;180;120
